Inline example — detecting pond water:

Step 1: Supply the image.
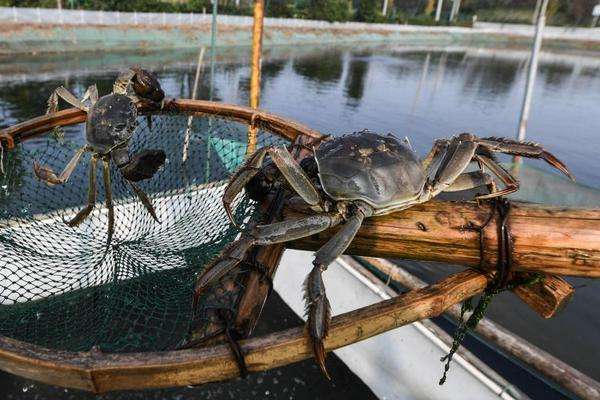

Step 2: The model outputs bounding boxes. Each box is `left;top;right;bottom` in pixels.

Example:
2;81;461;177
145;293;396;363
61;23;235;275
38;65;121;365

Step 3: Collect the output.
0;42;599;396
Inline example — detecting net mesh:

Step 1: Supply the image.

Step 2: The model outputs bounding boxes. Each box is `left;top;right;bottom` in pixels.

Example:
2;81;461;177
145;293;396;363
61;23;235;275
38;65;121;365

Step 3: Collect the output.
0;111;286;353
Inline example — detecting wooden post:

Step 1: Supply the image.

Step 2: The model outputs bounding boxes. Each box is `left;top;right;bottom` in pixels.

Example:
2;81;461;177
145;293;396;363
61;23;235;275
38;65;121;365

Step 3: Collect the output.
287;200;600;278
247;0;265;156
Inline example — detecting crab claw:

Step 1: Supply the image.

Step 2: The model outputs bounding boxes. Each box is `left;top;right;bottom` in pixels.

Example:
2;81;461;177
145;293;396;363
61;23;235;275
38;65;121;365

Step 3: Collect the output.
33;162;61;186
304;265;331;380
478;137;575;181
120;149;166;182
131;67;165;104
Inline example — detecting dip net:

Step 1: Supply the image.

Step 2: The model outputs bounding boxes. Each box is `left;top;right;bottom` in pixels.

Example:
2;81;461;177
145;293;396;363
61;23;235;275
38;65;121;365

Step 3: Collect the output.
0;105;289;353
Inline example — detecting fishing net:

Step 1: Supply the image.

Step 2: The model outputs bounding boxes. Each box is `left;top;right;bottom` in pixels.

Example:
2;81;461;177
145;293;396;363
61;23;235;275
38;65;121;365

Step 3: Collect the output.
0;107;288;353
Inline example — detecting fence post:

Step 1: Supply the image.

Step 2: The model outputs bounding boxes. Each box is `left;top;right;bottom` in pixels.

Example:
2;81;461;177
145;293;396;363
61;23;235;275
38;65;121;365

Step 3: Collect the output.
37;7;42;23
116;11;120;24
12;6;17;23
134;11;138;25
99;10;103;24
189;12;193;24
59;7;64;24
79;8;84;24
162;12;166;25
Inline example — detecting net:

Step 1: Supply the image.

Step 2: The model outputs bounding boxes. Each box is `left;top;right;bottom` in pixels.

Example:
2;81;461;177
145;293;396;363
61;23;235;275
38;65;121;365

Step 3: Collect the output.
0;110;286;353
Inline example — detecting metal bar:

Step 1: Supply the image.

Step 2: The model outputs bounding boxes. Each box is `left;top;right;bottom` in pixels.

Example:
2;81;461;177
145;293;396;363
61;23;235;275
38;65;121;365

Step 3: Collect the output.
361;257;600;400
247;0;265;155
516;0;549;142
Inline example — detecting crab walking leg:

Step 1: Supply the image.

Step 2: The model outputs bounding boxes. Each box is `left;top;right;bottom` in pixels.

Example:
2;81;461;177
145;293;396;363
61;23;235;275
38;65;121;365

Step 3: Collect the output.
82;84;99;106
421;138;449;176
223;145;322;226
33;146;88;186
103;158;115;251
268;146;321;208
127;181;160;223
306;202;373;379
474;154;521;199
65;155;97;227
476;136;574;180
193;213;343;305
443;171;494;193
429;133;479;197
46;86;90;114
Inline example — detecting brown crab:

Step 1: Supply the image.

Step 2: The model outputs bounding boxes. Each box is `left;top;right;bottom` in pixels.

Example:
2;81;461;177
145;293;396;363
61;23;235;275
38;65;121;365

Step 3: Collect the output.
33;68;170;246
192;130;574;377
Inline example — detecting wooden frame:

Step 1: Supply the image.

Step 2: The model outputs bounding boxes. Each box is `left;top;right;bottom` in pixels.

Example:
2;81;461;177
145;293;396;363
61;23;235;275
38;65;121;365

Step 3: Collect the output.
0;270;489;393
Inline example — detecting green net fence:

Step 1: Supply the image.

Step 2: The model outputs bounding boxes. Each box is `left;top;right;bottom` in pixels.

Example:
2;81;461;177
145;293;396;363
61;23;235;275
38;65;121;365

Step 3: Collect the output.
0;111;286;353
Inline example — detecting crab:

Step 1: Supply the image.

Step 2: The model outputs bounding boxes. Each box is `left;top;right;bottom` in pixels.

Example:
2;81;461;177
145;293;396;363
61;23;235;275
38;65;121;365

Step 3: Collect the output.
33;67;170;246
192;130;574;377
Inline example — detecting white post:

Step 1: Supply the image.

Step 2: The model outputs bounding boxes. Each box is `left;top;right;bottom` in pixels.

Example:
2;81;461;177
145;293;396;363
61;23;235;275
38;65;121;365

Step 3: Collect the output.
178;12;182;25
162;12;166;25
435;0;443;22
37;7;42;23
190;12;193;24
59;7;64;24
517;0;549;142
12;6;17;23
134;11;138;25
449;0;461;22
382;0;389;16
80;8;84;24
99;10;103;24
532;0;542;24
116;11;120;25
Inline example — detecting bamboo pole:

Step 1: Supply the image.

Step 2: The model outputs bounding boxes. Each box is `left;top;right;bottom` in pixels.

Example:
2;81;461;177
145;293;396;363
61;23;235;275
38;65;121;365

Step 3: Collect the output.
0;270;490;393
247;0;265;156
361;257;600;400
287;200;600;278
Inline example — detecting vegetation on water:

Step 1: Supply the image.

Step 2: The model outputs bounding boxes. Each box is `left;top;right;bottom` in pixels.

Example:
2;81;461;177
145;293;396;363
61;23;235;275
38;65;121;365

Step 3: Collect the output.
2;0;598;26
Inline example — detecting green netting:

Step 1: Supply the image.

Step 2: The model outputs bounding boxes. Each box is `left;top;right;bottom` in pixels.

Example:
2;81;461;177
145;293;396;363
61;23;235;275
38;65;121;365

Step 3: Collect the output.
0;111;285;353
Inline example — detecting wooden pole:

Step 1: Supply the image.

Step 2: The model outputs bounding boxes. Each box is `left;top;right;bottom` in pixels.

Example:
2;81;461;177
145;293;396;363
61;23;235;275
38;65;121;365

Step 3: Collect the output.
247;0;265;155
0;270;490;393
361;257;600;400
287;200;600;278
517;0;548;142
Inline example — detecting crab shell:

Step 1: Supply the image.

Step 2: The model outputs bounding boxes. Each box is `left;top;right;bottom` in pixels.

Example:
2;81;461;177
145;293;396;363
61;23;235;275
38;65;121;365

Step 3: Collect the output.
315;131;426;210
86;93;138;154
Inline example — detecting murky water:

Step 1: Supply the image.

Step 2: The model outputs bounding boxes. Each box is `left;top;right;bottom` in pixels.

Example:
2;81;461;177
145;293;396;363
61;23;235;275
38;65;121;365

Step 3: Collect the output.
0;42;599;396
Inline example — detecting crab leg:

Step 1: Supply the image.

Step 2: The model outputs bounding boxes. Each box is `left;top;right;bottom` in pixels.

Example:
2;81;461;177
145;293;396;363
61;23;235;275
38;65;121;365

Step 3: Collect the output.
223;145;322;227
421;138;449;176
429;133;479;197
473;154;520;199
65;155;97;227
46;86;89;114
443;171;494;193
306;201;372;378
102;158;115;251
476;137;574;180
127;180;160;223
82;84;99;106
193;213;343;307
34;146;88;186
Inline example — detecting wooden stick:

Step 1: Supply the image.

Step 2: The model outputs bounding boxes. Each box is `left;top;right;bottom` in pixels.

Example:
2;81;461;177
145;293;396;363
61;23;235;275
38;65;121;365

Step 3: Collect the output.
287;200;600;278
0;270;489;393
513;273;573;318
0;99;323;145
246;0;265;155
361;257;600;400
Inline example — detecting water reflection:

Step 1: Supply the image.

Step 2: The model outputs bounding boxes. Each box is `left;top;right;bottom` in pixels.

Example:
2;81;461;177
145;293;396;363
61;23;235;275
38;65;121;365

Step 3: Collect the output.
292;50;343;85
344;57;369;106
